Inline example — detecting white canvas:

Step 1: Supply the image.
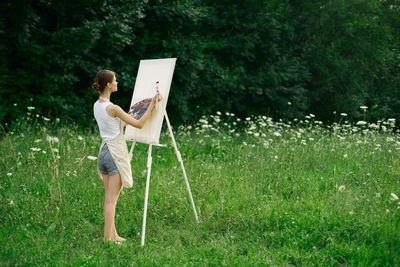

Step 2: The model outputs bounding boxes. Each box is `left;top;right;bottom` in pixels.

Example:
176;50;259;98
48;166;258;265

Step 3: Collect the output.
125;58;177;144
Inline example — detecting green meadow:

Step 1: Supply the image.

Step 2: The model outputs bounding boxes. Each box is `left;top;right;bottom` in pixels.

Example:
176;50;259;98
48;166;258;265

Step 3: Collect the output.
1;113;400;266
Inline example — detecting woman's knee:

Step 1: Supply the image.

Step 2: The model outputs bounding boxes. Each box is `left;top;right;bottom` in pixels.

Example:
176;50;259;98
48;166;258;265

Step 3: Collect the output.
105;191;119;205
104;197;117;207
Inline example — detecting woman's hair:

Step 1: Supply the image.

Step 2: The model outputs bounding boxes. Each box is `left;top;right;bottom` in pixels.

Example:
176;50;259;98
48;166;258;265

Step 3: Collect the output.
92;70;115;95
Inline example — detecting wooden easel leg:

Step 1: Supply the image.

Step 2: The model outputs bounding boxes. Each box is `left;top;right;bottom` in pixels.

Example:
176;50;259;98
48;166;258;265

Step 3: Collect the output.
129;141;136;160
164;112;199;222
141;144;153;246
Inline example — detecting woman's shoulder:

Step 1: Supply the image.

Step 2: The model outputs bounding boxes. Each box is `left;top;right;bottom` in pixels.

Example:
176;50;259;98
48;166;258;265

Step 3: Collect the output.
106;103;120;110
106;103;123;118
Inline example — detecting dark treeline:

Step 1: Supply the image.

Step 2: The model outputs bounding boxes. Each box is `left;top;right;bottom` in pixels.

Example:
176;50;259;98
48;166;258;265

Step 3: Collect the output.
1;0;399;129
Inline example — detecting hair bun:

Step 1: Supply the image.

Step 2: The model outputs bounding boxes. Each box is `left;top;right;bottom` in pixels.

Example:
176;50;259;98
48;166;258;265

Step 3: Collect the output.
92;82;101;93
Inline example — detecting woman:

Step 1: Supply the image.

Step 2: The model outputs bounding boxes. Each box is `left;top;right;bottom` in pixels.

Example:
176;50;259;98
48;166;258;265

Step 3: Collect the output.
92;69;161;242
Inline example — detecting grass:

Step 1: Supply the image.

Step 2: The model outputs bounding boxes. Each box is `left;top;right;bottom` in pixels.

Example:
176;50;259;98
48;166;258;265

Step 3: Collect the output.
1;113;400;265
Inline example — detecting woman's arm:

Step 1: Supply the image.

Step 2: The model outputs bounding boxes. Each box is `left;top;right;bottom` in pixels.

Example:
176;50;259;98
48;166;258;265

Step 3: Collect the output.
120;111;133;128
110;92;162;129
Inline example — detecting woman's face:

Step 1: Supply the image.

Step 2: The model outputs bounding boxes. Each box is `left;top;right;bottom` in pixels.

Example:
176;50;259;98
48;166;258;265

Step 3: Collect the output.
108;75;118;92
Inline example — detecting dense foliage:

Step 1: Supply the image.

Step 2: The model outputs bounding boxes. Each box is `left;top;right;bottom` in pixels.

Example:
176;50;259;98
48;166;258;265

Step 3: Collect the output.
0;0;399;129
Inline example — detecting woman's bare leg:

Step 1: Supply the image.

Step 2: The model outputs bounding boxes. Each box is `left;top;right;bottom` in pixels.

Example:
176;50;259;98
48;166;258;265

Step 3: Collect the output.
102;172;123;241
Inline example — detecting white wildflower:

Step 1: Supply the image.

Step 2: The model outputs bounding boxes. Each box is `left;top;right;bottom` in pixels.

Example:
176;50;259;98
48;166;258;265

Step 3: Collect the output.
391;193;399;201
216;111;222;115
43;116;50;121
340;113;347;117
356;121;367;126
288;101;292;105
273;132;281;137
343;154;348;158
338;185;346;192
34;139;42;143
369;123;379;130
360;106;368;110
9;200;14;205
31;147;41;152
47;136;59;143
27;106;35;111
78;135;83;141
246;117;251;121
7;173;12;176
52;148;59;153
87;156;97;161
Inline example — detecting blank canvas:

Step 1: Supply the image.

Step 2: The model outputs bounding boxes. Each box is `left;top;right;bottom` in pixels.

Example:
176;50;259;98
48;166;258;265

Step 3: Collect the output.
125;58;177;145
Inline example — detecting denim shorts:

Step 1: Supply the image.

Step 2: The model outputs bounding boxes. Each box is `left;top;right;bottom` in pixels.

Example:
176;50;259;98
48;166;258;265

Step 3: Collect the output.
98;144;119;175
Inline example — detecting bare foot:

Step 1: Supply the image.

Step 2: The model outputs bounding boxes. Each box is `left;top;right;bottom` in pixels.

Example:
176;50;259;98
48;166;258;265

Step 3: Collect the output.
104;234;126;243
115;235;126;242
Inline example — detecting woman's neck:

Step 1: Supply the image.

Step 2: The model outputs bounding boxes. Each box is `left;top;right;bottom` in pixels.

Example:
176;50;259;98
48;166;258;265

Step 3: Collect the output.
99;92;111;101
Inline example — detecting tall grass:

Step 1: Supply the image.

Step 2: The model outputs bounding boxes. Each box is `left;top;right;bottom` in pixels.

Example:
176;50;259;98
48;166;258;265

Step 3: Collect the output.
1;111;399;265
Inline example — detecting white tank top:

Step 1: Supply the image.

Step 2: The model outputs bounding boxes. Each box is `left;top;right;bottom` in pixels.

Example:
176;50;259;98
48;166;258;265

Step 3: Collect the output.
93;101;121;141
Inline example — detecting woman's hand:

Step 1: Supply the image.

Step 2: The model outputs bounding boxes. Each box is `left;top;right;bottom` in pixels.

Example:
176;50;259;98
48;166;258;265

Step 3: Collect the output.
151;91;163;106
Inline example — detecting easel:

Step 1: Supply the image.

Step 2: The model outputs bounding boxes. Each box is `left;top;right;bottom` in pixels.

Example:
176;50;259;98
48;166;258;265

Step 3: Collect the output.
128;111;199;247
